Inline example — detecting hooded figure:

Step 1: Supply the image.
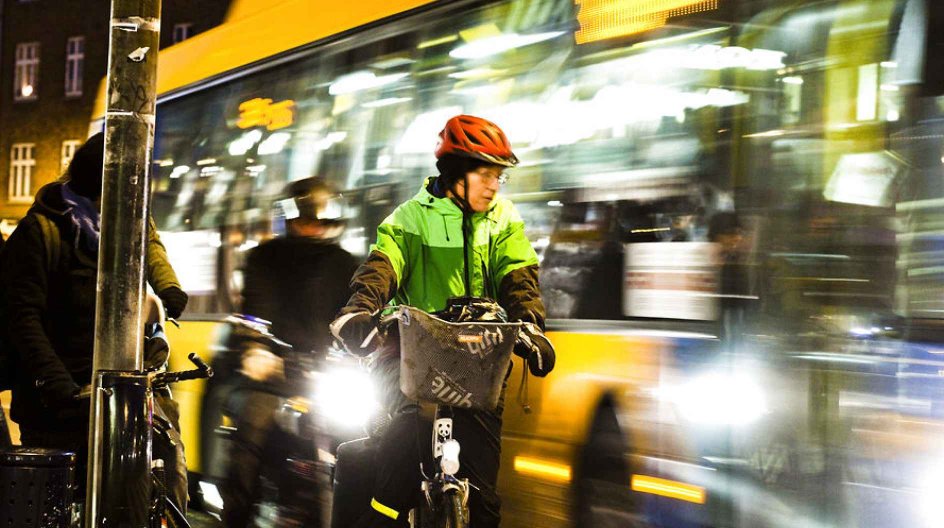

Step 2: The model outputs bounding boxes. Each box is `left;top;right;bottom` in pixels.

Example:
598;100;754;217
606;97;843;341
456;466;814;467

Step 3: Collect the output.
0;132;188;503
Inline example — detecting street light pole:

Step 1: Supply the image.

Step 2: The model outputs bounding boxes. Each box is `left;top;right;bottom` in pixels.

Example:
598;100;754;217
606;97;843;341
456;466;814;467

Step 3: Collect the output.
85;0;161;526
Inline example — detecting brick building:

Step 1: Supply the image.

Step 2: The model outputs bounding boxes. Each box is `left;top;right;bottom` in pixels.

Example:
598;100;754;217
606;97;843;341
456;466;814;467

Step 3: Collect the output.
0;0;232;231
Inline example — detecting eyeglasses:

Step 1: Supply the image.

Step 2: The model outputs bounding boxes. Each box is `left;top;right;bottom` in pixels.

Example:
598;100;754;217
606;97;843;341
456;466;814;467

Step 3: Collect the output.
472;168;510;185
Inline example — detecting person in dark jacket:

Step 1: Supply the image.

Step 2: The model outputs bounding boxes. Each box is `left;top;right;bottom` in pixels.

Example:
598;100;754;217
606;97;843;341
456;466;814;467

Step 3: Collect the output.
221;176;358;527
0;132;188;496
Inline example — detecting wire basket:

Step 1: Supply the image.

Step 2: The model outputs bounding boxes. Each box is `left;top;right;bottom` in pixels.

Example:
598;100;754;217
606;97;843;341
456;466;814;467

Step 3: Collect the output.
397;306;520;411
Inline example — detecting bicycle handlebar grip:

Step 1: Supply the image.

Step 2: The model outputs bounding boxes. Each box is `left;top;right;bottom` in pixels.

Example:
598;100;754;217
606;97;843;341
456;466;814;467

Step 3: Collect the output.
172;371;201;382
188;353;214;378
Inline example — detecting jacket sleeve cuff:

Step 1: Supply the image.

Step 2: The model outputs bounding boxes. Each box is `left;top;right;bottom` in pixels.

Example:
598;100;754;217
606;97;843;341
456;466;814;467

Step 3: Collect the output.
340;251;398;316
498;265;546;330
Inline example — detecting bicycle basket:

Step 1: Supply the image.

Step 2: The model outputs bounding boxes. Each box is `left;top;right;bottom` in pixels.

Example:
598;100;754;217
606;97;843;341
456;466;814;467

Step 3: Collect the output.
397;306;518;411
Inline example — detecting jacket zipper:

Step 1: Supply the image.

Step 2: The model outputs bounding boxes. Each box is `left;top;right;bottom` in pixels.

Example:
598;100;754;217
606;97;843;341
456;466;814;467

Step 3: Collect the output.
442;215;450;242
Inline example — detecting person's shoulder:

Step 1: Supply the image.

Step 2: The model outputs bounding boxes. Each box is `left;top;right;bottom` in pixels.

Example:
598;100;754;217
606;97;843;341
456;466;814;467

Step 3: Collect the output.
383;199;426;229
396;196;425;215
0;214;46;266
325;244;357;264
488;197;524;225
246;236;284;260
7;214;44;242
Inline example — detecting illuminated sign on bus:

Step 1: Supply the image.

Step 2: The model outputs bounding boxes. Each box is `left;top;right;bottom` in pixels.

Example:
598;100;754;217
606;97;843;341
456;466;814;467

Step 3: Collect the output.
237;98;296;130
575;0;720;44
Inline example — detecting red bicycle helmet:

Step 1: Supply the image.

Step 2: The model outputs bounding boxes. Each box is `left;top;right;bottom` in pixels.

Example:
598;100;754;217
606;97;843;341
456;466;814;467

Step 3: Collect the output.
435;115;519;167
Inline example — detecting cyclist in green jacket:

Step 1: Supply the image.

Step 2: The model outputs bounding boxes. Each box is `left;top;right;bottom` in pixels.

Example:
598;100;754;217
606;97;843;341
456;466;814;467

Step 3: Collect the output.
331;115;555;527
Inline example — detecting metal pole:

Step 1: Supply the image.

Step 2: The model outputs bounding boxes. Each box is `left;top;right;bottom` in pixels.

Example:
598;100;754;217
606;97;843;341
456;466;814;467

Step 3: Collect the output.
86;0;161;526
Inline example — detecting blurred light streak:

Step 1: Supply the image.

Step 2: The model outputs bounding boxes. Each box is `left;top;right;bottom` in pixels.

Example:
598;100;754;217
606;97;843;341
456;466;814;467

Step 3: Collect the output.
258;132;292;155
631;474;705;504
369;57;414;69
769;252;851;260
450;32;564;59
629;26;728;51
328;71;408;95
417;35;458;49
229;129;263;156
743;129;786;138
513;456;572;482
631;227;672;234
169;166;190;179
796;354;875;365
448;68;503;79
362;97;413;108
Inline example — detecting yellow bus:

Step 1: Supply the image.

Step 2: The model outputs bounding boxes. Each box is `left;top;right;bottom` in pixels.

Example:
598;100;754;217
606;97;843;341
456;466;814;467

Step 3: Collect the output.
76;0;944;526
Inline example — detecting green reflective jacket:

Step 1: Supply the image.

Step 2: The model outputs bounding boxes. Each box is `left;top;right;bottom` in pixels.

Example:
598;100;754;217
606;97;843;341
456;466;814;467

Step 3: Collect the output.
372;178;539;314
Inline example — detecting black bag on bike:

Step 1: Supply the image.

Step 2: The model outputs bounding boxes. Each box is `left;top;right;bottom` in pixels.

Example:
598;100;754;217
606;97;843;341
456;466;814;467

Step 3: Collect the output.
396;305;518;412
331;437;377;528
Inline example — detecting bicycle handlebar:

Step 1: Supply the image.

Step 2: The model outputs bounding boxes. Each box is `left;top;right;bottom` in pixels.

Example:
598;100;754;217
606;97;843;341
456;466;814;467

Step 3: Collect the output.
186;352;213;376
153;353;213;388
72;353;213;400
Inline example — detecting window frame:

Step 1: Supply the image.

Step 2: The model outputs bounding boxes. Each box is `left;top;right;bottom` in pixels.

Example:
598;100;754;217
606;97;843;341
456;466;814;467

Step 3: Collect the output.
61;139;81;173
65;36;85;97
10;143;36;203
172;23;193;44
14;42;40;101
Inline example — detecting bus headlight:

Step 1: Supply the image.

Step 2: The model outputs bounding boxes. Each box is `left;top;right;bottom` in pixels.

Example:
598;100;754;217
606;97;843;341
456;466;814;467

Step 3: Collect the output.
314;367;378;430
662;370;768;426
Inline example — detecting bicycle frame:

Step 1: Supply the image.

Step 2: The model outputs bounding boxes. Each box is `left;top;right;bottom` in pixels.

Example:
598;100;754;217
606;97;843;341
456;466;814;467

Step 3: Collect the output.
374;302;529;527
85;353;211;527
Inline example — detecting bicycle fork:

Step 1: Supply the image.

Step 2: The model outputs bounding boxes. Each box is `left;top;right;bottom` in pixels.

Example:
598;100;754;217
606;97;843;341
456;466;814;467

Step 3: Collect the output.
425;409;470;510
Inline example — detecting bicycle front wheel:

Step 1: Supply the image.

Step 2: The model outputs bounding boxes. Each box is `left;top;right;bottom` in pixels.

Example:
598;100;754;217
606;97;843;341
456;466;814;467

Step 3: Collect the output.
443;491;468;528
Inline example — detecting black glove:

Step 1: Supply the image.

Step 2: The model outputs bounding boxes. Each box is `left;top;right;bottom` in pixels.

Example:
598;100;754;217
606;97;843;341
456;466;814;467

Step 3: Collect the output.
159;286;189;319
36;376;81;408
330;311;378;356
514;324;556;377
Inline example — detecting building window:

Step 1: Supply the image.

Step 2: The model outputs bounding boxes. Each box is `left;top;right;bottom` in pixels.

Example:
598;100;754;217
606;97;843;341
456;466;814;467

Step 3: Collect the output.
10;144;35;202
61;140;81;173
65;36;85;97
173;23;192;44
14;42;40;101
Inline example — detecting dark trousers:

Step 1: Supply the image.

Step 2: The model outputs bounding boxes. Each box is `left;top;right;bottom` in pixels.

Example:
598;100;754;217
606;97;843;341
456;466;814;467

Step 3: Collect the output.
221;389;281;528
354;355;504;527
221;389;314;528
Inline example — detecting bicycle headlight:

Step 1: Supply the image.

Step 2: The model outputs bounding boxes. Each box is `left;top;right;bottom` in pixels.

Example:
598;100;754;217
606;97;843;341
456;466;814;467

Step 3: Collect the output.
313;366;378;430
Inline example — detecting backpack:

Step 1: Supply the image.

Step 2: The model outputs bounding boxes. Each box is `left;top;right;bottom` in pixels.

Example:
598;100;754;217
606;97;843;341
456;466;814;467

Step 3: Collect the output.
0;214;60;391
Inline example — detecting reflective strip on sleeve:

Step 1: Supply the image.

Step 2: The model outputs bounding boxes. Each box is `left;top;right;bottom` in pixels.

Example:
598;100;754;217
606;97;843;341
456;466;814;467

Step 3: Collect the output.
371;497;400;520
